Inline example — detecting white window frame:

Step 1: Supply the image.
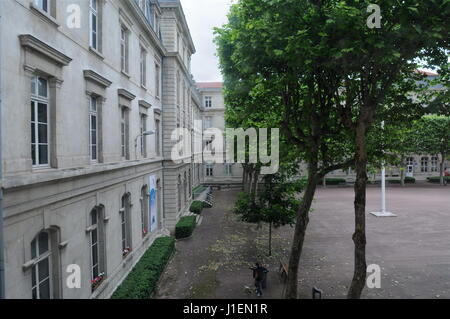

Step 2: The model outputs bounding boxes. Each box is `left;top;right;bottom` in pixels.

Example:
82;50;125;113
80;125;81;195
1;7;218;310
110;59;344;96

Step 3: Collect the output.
206;164;214;177
89;0;98;50
155;63;161;98
90;209;100;281
140;186;149;237
31;231;52;299
140;47;147;88
140;114;147;158
421;157;429;173
225;163;233;176
89;97;98;162
34;0;50;13
31;76;50;168
431;156;438;172
205;96;212;108
120;26;129;73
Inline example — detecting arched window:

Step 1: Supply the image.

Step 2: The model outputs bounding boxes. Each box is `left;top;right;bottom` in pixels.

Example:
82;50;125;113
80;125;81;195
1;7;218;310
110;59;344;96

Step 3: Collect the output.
90;207;105;291
31;231;52;299
421;157;429;173
141;185;149;237
120;194;132;257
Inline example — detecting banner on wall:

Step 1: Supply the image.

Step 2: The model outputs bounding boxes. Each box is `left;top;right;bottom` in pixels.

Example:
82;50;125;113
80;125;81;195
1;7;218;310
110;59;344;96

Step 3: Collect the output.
149;175;158;232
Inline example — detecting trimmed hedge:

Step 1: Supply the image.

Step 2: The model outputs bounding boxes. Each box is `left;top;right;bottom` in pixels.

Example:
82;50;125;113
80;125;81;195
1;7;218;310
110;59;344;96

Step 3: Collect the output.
388;176;416;184
175;216;197;239
190;201;203;215
318;178;347;185
427;176;450;183
111;236;175;299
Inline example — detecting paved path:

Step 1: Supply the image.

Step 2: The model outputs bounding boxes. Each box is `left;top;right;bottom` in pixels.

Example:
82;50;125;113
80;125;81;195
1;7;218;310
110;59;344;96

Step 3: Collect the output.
156;184;450;299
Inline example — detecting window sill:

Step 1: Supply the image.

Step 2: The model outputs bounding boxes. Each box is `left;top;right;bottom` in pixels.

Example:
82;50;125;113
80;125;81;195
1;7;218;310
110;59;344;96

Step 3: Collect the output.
89;47;104;60
30;3;60;28
121;70;131;78
140;84;147;91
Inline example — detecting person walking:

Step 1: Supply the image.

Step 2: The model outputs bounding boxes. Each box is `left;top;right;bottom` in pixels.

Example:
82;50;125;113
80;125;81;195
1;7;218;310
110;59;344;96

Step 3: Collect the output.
251;263;268;297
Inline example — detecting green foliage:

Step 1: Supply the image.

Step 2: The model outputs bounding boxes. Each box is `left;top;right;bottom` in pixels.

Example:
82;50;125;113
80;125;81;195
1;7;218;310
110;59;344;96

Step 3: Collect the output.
427;176;450;183
388;177;416;184
318;178;347;185
111;237;175;299
175;216;197;239
189;201;204;215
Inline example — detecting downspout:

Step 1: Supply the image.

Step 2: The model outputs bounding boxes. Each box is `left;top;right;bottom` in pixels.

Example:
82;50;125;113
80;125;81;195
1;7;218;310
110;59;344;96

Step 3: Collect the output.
0;12;6;299
160;55;166;231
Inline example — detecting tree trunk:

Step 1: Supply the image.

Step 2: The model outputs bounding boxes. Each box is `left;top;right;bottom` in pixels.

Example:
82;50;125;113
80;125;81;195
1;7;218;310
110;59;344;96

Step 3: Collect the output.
251;169;259;202
242;165;247;191
268;222;272;256
285;152;319;299
400;156;405;187
348;123;368;299
439;156;445;186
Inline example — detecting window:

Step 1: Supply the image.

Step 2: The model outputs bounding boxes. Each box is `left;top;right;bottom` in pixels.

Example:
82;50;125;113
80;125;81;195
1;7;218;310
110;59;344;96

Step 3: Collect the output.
120;194;132;256
90;207;105;287
121;108;129;159
205;96;212;108
431;156;438;172
176;72;181;106
140;114;147;158
406;157;414;173
225;164;233;176
204;116;212;129
155;119;160;156
421;157;429;173
120;26;129;73
140;47;147;87
206;164;214;177
155;63;161;98
141;186;149;237
177;175;182;211
31;231;52;299
31;76;49;167
34;0;49;13
89;97;98;161
89;0;99;50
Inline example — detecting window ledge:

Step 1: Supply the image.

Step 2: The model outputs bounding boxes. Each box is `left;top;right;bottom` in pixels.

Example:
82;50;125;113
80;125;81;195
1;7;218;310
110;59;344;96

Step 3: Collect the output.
89;47;104;60
30;3;60;28
121;70;131;78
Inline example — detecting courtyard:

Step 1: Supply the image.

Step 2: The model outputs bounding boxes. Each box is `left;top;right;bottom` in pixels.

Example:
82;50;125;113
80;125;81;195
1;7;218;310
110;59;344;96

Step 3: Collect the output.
156;184;450;299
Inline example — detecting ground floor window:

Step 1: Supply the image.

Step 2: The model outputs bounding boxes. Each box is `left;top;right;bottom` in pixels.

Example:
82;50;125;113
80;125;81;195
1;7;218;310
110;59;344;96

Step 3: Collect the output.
31;231;52;299
206;164;214;177
421;157;429;173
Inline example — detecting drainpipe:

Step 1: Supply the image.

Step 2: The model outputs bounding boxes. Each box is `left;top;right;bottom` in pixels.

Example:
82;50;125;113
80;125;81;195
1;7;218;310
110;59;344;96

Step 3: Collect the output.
0;12;6;299
160;56;166;231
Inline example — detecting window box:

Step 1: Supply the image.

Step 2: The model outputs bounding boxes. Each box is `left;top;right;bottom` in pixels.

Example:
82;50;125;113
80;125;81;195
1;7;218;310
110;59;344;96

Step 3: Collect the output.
91;273;106;292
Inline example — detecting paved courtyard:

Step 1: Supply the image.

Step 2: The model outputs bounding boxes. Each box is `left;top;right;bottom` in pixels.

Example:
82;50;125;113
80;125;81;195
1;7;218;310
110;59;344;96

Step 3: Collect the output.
156;184;450;299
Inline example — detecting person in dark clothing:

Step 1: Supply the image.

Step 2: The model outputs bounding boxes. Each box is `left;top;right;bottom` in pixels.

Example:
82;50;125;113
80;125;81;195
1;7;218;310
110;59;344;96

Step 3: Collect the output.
250;263;268;297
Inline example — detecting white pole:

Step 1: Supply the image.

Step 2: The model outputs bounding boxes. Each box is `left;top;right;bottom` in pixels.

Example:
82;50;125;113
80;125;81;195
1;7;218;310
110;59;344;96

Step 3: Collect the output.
381;166;386;213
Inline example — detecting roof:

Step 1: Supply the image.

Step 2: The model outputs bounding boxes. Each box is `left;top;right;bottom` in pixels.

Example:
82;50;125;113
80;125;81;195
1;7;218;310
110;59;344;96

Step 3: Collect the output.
196;82;224;89
414;69;439;76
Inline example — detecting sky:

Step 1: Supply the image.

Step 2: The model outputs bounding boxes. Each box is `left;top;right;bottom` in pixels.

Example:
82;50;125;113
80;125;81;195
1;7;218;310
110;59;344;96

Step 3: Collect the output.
181;0;235;83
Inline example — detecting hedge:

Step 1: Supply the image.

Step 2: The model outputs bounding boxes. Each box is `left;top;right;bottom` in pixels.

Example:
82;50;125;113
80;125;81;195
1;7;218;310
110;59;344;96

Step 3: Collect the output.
111;236;175;299
388;177;416;184
318;178;347;185
427;176;450;183
175;216;197;239
189;201;203;215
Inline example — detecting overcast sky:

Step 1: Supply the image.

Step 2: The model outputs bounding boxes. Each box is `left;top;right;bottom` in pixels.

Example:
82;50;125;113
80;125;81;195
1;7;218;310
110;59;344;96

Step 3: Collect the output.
181;0;235;83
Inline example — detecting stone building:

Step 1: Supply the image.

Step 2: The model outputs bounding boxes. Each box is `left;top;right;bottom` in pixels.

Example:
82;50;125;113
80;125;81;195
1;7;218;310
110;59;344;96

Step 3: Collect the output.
0;0;202;299
197;82;243;187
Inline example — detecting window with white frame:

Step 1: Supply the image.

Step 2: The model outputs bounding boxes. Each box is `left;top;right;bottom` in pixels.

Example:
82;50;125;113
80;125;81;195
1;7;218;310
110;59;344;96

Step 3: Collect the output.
406;157;414;173
421;157;429;173
176;72;181;106
431;156;438;172
155;118;160;156
90;207;105;287
31;75;50;167
206;164;214;177
120;26;129;73
205;96;212;108
140;114;147;158
89;0;99;50
155;63;161;98
120;194;131;256
89;97;98;161
140;47;147;87
204;116;212;129
121;108;129;159
34;0;50;13
141;186;149;237
31;231;52;299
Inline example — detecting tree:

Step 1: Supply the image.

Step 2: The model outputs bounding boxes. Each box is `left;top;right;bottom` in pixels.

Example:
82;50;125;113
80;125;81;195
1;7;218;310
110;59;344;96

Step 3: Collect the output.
413;115;450;185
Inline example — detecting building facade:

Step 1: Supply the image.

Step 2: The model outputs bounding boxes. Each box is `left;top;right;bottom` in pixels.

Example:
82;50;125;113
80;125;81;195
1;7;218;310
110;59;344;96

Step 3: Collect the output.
0;0;202;299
